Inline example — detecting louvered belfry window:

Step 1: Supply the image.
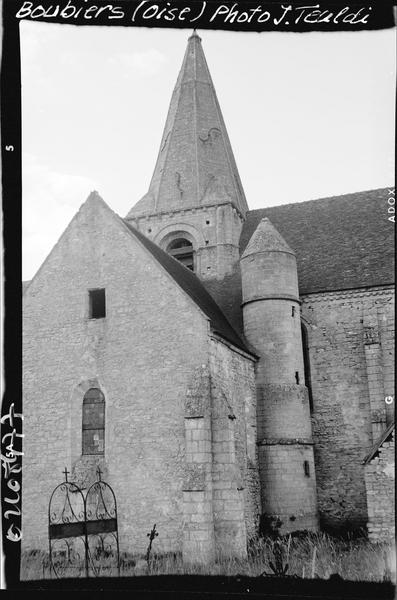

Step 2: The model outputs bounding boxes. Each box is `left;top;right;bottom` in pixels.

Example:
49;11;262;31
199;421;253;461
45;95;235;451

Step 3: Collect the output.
167;238;194;271
82;388;105;455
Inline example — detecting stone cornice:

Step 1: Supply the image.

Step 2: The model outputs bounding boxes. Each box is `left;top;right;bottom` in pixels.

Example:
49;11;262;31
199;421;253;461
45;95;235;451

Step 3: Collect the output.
210;332;258;362
242;294;301;308
258;437;314;446
128;201;245;222
300;285;394;303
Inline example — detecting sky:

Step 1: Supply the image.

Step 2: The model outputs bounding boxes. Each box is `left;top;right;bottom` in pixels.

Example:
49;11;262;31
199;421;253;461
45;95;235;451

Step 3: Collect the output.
20;22;395;280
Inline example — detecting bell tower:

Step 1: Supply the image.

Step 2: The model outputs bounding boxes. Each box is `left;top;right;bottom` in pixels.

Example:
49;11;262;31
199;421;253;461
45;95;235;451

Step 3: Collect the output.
125;31;248;287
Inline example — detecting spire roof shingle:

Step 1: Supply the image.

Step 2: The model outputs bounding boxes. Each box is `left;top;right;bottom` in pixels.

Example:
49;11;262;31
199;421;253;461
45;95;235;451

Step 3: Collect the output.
127;32;248;219
241;217;295;259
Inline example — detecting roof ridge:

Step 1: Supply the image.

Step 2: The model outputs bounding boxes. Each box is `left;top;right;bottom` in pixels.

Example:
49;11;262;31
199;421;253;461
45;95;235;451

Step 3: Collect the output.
209;61;246;213
153;61;185;213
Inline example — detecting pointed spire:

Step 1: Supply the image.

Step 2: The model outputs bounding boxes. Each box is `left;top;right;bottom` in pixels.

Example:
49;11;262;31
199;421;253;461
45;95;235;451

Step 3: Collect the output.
87;190;102;201
127;33;248;219
241;218;295;259
84;190;108;210
188;29;201;41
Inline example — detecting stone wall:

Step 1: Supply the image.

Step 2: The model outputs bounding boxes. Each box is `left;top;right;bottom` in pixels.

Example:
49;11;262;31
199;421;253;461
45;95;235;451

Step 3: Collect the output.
128;202;243;282
22;197;212;562
209;336;260;549
364;429;395;542
22;195;261;576
301;286;394;532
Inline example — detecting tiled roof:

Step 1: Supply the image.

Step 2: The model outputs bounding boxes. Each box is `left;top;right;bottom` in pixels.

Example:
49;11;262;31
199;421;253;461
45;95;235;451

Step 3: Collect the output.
240;189;395;295
363;422;395;464
122;219;253;356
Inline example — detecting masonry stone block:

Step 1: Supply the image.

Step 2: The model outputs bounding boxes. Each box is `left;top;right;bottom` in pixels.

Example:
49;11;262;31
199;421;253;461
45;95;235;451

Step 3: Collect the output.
302;286;394;532
364;429;395;543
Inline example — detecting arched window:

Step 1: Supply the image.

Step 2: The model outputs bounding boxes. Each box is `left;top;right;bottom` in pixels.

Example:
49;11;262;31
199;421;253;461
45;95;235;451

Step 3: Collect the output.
166;238;194;271
82;388;105;455
301;323;313;413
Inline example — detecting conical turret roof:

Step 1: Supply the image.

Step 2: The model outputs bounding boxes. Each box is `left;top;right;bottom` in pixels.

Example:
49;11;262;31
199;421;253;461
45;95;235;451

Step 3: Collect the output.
241;217;295;259
127;31;248;219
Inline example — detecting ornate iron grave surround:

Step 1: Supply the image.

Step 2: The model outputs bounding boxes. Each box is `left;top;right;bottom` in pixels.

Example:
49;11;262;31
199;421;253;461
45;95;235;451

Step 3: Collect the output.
48;467;120;578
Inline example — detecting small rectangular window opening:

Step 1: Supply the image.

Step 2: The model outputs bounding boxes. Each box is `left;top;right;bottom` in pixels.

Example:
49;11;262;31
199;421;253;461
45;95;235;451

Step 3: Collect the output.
304;460;310;477
89;288;106;319
295;371;300;384
292;306;295;317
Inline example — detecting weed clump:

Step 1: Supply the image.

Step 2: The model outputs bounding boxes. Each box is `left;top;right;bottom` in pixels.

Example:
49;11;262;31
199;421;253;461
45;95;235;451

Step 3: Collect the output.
20;533;395;582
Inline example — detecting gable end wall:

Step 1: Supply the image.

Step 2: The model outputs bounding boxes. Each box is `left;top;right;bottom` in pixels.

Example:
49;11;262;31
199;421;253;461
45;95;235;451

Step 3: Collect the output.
22;200;211;559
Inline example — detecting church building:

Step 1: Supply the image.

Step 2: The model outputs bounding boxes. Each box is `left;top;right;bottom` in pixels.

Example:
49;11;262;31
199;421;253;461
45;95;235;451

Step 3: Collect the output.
22;32;394;567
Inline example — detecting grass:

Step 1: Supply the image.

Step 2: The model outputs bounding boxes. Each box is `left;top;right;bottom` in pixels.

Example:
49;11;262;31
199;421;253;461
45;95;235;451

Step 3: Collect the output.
20;533;396;583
